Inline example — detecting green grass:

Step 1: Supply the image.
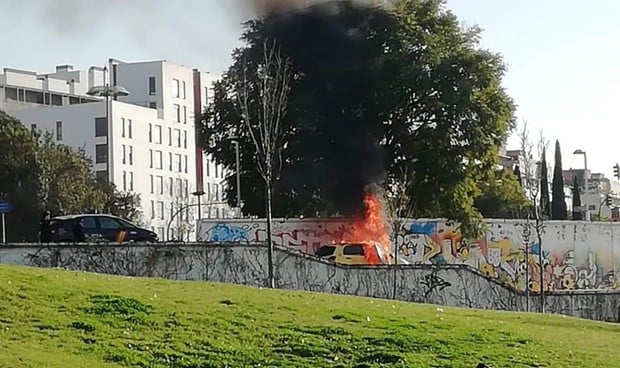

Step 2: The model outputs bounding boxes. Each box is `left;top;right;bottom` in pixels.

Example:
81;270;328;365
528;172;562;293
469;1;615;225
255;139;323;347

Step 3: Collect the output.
0;265;618;368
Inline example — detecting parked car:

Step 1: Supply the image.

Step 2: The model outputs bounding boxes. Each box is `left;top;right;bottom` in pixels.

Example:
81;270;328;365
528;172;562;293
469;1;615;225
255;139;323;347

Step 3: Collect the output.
49;214;158;243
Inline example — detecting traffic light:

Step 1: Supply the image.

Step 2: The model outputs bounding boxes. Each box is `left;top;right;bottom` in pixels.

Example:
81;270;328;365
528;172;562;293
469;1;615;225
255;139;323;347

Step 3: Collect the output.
605;195;612;206
614;163;620;180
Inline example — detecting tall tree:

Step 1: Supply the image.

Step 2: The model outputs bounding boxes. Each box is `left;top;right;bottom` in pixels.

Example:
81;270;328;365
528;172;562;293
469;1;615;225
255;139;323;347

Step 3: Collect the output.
201;0;516;238
571;176;583;220
0;111;141;241
551;140;567;220
0;111;41;242
235;39;293;288
539;148;551;219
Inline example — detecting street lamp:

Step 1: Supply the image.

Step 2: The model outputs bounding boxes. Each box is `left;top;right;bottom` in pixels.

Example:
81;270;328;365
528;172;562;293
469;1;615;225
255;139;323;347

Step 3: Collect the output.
192;190;205;220
87;66;130;180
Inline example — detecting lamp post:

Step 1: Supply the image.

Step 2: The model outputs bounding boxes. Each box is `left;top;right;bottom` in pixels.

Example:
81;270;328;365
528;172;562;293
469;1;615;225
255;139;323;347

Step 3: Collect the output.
87;66;130;181
192;190;205;220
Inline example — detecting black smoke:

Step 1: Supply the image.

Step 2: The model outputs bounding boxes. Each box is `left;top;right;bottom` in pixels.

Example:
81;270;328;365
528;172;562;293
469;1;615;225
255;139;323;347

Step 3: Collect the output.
254;1;390;215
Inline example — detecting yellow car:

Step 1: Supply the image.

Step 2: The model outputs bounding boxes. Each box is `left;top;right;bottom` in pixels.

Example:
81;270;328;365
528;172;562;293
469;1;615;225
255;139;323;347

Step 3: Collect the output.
315;242;392;265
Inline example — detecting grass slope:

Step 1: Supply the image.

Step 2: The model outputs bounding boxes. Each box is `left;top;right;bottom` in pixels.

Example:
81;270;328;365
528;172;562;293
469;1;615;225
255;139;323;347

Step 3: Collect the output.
0;265;618;368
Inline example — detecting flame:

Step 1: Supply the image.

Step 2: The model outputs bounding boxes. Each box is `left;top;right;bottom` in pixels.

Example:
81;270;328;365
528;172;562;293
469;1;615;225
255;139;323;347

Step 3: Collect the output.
337;193;392;265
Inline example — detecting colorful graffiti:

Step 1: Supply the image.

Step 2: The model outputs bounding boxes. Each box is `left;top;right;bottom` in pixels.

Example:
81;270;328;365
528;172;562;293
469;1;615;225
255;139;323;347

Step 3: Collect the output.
196;218;620;291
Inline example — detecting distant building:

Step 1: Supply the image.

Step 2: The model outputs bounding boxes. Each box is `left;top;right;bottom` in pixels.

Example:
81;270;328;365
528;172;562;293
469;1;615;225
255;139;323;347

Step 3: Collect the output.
4;59;233;240
0;65;101;113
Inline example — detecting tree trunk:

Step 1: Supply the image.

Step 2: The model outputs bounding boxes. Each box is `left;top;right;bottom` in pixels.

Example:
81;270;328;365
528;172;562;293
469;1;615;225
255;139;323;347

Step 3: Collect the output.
392;219;400;300
265;175;275;289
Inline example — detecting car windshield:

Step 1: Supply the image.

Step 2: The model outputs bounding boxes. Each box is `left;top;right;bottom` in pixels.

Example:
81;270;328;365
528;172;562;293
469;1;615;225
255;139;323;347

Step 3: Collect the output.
343;244;365;256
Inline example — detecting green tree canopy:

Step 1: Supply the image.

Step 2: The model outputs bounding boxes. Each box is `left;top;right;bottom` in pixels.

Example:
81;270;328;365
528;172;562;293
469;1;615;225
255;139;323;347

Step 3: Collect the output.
475;168;530;219
0;111;141;241
201;0;516;237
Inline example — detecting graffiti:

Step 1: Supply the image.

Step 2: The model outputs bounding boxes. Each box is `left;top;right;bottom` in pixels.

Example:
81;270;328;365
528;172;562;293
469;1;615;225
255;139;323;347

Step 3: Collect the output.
196;218;620;291
207;223;250;243
421;273;451;297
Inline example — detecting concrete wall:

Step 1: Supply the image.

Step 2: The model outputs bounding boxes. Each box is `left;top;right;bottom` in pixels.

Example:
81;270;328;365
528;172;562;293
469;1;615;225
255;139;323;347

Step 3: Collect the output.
1;243;618;322
197;218;620;293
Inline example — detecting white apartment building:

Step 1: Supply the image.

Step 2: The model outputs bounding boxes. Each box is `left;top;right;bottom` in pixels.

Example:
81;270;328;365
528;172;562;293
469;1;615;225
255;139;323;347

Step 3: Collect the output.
4;59;232;241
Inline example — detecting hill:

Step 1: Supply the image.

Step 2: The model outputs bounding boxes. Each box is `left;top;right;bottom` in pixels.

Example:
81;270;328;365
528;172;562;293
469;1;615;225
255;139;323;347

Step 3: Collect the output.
0;264;618;367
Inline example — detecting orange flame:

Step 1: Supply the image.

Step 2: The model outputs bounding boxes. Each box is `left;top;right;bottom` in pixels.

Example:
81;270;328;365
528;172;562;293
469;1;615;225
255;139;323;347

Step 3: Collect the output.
337;193;392;265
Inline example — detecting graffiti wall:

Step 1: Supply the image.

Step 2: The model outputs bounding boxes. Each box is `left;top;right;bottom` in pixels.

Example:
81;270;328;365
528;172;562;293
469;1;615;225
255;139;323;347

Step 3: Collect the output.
196;218;620;292
2;243;619;322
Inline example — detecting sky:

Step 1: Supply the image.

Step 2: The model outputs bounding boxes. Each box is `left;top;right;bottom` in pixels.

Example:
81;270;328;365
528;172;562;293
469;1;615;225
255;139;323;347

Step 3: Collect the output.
2;0;620;179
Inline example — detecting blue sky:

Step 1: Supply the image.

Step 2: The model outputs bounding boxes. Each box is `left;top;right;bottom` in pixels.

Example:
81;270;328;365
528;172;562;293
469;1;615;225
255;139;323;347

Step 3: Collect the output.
2;0;619;178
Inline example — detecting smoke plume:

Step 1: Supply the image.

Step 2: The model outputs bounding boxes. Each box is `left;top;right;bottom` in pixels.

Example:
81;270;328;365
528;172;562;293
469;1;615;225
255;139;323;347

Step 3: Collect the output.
254;0;390;215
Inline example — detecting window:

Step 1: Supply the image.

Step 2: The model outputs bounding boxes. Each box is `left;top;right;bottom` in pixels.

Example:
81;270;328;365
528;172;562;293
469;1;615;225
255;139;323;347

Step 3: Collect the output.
157;176;164;195
55;121;62;141
122;145;126;164
174;104;181;122
148;124;152;142
172;79;180;98
205;160;210;177
214;183;219;201
168;152;173;171
95;144;107;164
51;94;62;106
122;171;127;191
69;96;80;105
150;200;155;219
128;146;133;165
149;76;156;95
176;178;183;197
183;105;187;123
158;201;164;220
215;164;219;179
168;128;172;146
129;172;134;191
95;117;107;137
121;118;126;137
204;87;209;105
174;129;181;147
81;217;97;229
149;102;157;109
184;155;188;173
30;123;37;133
183;131;187;149
184;179;189;198
206;182;211;200
5;87;17;101
175;154;182;172
181;81;186;99
128;119;133;138
155;150;163;169
155;125;162;144
317;246;336;257
149;149;153;168
343;245;366;256
150;175;154;193
100;217;122;230
96;171;108;181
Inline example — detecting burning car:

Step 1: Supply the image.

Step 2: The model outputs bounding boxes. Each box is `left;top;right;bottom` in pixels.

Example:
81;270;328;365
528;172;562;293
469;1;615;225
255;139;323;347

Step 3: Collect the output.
315;242;390;265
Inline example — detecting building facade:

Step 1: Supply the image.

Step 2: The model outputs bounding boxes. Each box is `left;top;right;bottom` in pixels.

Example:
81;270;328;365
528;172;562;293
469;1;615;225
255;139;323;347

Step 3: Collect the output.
4;59;233;240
